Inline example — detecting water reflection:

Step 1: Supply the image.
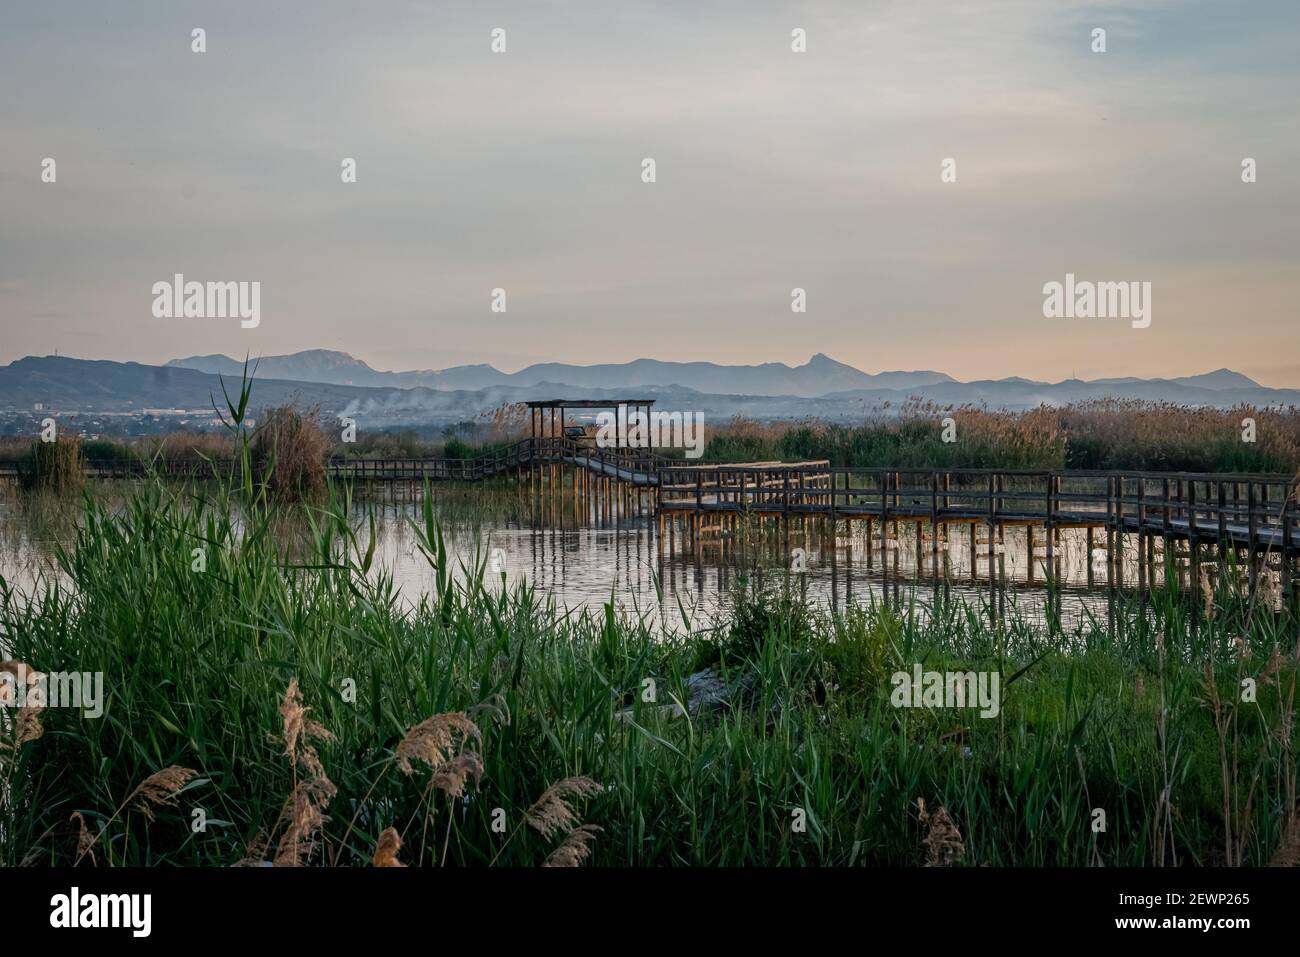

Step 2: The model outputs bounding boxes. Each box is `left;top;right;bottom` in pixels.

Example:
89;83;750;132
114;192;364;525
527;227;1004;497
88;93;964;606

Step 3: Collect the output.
366;499;1205;631
1;487;1281;632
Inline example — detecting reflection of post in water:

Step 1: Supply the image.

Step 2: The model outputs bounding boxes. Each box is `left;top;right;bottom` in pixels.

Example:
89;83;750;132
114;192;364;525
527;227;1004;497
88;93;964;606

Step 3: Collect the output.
930;546;940;609
844;520;853;607
505;457;1300;622
716;542;729;596
635;523;645;593
826;522;837;605
693;530;705;596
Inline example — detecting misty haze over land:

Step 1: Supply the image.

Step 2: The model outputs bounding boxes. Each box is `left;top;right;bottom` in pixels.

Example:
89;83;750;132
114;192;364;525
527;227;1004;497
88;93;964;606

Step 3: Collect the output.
1;350;1295;433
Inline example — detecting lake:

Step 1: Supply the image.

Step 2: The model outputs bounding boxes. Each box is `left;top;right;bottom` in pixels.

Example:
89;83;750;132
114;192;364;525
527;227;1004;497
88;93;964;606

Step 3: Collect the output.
1;485;1220;633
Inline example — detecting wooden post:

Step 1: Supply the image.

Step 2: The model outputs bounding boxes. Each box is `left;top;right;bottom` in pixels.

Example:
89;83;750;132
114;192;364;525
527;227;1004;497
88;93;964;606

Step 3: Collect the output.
1248;480;1259;595
1137;477;1147;591
930;471;939;578
942;472;951;575
968;515;977;582
1105;475;1114;591
987;472;996;583
1217;480;1227;546
695;471;703;533
881;472;891;564
1045;473;1055;582
1283;479;1296;615
1115;474;1125;591
1028;525;1036;584
1086;526;1095;587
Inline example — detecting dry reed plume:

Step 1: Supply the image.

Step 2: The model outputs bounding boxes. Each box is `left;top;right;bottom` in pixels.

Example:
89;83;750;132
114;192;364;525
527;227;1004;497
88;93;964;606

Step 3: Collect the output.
542;824;602;867
273;678;336;867
525;776;602;841
372;827;405;867
71;764;199;865
233;832;270;868
368;706;503;867
1200;568;1217;620
430;753;485;799
477;402;531;443
70;811;96;866
394;712;482;777
0;660;45;756
917;798;965;867
128;766;198;822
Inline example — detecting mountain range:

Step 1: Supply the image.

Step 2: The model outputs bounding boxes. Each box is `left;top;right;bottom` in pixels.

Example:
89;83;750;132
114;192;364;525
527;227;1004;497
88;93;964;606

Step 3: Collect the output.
1;351;1295;430
164;350;955;397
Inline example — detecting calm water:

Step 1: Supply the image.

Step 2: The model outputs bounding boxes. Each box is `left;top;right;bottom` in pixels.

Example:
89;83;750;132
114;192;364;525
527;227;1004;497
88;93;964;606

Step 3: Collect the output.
374;505;1137;630
1;488;1265;632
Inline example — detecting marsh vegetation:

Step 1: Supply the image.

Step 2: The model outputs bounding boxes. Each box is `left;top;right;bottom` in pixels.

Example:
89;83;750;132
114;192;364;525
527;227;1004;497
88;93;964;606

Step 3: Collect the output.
1;472;1297;867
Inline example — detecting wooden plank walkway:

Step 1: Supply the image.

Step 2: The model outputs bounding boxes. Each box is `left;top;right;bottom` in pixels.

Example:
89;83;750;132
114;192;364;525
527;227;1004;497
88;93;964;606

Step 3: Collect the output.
654;465;1299;556
2;440;1295;555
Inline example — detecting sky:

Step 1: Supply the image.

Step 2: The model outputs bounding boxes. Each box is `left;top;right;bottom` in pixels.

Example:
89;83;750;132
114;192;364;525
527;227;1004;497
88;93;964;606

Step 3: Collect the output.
1;0;1297;385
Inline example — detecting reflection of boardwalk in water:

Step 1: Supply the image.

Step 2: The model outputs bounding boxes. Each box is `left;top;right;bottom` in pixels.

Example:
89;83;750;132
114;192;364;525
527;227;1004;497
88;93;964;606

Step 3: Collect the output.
653;522;1288;630
482;519;1213;632
5;415;1296;612
653;473;1296;603
495;437;1298;610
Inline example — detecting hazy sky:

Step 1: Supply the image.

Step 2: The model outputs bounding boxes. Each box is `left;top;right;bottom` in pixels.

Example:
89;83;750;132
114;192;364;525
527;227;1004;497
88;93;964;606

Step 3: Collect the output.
2;0;1297;384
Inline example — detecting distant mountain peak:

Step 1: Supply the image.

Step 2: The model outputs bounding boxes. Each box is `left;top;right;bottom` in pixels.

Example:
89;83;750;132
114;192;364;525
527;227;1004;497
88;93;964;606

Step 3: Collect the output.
164;349;957;398
153;350;1269;403
1168;368;1261;391
806;352;853;371
5;354;1296;428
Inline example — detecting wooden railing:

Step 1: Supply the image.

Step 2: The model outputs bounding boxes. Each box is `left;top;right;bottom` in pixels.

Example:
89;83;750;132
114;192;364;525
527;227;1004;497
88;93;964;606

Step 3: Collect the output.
0;437;670;485
654;466;1300;551
3;449;1295;550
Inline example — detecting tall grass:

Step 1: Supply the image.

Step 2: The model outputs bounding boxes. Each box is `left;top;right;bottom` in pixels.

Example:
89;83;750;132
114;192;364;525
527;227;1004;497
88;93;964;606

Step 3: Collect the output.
1;472;1296;866
6;399;1296;476
16;437;84;494
249;404;329;503
704;400;1300;472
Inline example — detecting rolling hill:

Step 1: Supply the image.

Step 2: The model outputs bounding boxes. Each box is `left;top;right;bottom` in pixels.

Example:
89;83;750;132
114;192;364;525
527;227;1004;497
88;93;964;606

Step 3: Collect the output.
1;352;1293;431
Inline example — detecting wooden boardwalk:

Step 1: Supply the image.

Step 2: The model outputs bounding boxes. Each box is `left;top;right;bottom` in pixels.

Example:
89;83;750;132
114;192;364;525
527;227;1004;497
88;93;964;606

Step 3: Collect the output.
654;464;1299;551
328;445;1298;600
3;439;1297;586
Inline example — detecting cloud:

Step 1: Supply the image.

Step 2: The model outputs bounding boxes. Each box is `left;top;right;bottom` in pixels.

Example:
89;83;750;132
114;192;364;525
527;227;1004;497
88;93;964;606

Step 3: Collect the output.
0;0;1296;383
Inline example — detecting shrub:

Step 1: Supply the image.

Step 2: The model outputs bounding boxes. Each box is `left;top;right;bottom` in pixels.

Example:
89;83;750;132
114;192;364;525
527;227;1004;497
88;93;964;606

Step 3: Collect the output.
822;604;902;698
442;437;474;460
78;439;132;464
721;580;813;662
249;405;329;502
16;437;83;494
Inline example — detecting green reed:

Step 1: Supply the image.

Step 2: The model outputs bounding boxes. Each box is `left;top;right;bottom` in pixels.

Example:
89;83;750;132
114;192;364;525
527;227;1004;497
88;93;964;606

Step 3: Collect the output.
0;472;1296;867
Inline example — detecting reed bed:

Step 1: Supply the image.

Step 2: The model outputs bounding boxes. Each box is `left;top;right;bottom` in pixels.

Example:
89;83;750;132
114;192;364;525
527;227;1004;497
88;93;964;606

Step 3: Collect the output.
1;472;1297;867
6;398;1295;478
704;400;1300;472
248;404;330;503
15;438;84;495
